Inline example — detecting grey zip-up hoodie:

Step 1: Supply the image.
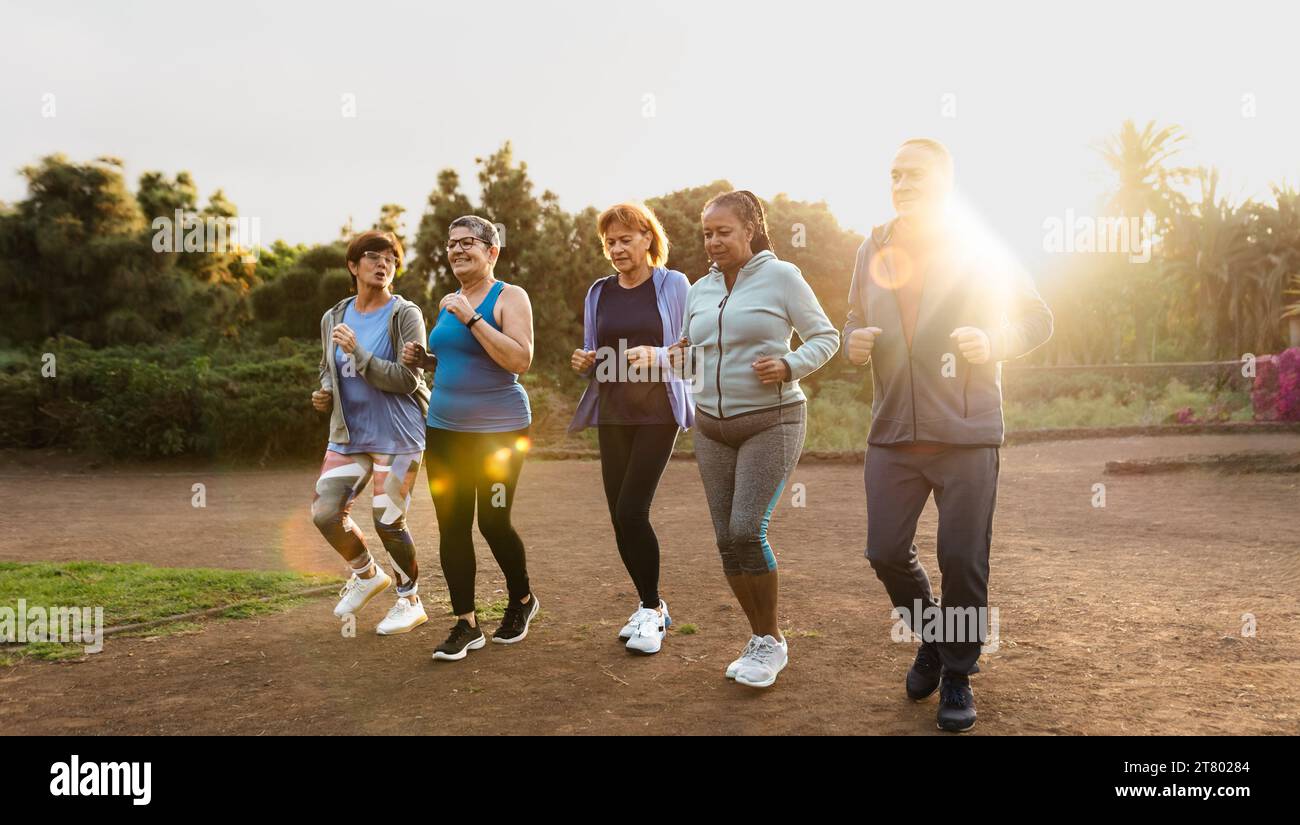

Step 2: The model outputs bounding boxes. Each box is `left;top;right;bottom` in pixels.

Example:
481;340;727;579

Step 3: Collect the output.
843;219;1053;446
683;250;839;418
318;294;431;445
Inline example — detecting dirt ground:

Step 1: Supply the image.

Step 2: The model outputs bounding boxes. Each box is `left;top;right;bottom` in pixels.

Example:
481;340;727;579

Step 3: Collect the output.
2;433;1298;735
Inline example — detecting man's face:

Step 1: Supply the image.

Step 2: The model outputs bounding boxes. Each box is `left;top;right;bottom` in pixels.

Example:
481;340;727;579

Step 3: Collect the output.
891;144;951;221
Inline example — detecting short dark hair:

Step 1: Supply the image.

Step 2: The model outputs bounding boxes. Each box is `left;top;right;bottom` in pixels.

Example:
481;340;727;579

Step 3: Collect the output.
448;215;501;247
344;230;404;288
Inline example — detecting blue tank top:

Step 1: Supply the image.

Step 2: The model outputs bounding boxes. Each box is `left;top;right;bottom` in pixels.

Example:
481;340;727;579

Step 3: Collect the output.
426;280;532;432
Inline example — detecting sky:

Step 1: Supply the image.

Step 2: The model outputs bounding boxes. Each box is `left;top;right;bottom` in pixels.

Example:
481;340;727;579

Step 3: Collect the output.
2;0;1298;267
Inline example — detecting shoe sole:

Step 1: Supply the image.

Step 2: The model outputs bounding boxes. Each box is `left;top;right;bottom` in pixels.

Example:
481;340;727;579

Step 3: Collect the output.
376;613;429;636
734;658;788;689
625;633;664;655
333;575;392;618
432;635;486;661
937;718;977;733
492;597;539;645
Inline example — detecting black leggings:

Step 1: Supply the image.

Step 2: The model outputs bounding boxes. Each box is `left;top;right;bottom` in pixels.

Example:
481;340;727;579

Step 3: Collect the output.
425;426;531;617
597;423;679;608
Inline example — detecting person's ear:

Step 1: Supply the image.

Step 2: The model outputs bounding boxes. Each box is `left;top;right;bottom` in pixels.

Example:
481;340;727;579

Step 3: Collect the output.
347;260;359;277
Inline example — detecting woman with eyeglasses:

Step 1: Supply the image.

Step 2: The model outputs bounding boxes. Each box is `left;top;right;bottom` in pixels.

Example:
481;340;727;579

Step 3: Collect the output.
401;216;538;662
312;231;432;636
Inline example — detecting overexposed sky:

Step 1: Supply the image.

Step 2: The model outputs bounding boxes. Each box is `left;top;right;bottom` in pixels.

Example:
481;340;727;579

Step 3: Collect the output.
3;0;1297;266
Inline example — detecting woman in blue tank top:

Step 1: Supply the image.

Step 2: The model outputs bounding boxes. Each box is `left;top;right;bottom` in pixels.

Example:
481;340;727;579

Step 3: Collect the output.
401;215;538;662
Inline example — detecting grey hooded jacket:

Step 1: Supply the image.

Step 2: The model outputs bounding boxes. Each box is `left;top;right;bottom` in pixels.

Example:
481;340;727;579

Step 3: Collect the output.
843;219;1053;446
318;294;431;445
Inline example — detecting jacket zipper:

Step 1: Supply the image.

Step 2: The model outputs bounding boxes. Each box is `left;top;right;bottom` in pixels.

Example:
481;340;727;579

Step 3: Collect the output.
885;251;919;441
715;292;729;418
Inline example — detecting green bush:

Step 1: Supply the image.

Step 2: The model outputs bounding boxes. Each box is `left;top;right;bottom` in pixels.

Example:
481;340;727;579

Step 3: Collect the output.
1;338;327;460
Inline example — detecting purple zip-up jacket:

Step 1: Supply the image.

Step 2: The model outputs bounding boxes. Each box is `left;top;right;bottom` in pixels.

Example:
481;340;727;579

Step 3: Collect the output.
568;267;695;432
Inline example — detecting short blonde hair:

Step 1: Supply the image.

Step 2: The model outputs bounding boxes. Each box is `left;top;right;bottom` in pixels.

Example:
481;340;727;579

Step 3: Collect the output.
597;202;670;268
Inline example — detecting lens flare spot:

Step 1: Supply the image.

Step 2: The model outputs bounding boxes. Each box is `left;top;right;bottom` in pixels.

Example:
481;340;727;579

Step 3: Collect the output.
870;245;913;290
514;436;531;453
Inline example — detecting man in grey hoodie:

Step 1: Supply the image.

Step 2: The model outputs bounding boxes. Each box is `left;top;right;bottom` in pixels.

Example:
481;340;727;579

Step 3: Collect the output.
843;139;1053;731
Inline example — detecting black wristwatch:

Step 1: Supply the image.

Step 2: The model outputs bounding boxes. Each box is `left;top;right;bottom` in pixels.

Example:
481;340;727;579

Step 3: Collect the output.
466;312;483;329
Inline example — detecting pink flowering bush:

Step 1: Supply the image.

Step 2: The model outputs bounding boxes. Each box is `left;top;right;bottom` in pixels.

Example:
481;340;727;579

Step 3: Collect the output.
1251;347;1300;421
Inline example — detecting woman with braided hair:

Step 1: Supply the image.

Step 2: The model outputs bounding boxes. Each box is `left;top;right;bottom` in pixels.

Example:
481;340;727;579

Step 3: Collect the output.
668;190;839;688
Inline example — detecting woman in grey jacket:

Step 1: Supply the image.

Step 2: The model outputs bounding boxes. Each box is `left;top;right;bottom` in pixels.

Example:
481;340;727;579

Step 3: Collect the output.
670;190;839;688
311;230;431;636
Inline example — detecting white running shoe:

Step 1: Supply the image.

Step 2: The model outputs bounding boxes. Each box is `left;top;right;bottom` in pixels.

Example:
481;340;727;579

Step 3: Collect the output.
333;567;392;618
726;635;761;680
733;635;788;688
376;595;428;635
618;604;645;641
625;601;671;655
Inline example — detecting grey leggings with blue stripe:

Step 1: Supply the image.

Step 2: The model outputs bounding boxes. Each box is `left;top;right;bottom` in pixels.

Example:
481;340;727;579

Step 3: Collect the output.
692;402;806;576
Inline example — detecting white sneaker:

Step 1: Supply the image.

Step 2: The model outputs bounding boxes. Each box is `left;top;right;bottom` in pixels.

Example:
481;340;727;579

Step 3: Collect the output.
618;603;647;640
333;567;392;618
733;634;788;688
376;595;428;635
625;601;671;655
726;635;761;679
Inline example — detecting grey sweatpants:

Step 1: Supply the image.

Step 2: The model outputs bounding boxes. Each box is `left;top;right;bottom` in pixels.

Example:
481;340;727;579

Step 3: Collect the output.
693;402;806;576
864;444;999;676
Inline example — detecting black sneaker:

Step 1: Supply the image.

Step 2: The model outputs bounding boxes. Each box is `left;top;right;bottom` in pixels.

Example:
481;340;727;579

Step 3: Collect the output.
906;642;943;701
493;594;539;645
936;674;977;732
432;619;485;661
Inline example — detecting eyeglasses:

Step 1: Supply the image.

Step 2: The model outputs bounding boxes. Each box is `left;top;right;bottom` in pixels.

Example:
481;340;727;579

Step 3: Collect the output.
446;237;492;252
362;251;399;267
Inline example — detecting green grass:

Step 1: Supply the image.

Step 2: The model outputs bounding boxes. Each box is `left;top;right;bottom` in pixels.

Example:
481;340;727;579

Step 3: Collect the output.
674;623;698;635
0;561;340;664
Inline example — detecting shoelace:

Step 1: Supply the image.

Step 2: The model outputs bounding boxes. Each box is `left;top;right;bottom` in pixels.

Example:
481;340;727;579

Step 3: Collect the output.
749;640;777;665
338;575;361;598
501;602;524;630
737;637;760;661
386;599;411;620
634;613;662;637
448;622;475;646
941;681;970;707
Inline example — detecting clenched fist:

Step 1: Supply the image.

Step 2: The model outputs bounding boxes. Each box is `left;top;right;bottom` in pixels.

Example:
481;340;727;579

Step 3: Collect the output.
950;327;991;365
571;348;596;373
311;388;332;412
847;326;883;365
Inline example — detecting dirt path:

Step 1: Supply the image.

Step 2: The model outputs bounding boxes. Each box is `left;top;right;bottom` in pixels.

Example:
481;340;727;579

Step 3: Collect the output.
2;433;1298;735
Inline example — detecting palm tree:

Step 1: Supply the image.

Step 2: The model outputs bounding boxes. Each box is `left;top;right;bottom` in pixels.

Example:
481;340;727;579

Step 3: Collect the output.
1095;120;1192;361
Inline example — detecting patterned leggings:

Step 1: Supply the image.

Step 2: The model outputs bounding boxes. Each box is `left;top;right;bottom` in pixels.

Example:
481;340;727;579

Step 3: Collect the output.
311;449;422;595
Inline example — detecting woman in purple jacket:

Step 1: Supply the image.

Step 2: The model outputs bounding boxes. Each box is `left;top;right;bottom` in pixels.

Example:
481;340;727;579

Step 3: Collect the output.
569;202;693;655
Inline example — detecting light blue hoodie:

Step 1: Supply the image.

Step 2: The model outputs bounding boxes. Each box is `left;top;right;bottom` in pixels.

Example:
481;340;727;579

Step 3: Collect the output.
682;250;839;418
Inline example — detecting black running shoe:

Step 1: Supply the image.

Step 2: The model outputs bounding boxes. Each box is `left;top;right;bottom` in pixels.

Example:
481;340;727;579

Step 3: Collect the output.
906;642;943;701
936;674;977;732
493;594;539;645
432;619;485;661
